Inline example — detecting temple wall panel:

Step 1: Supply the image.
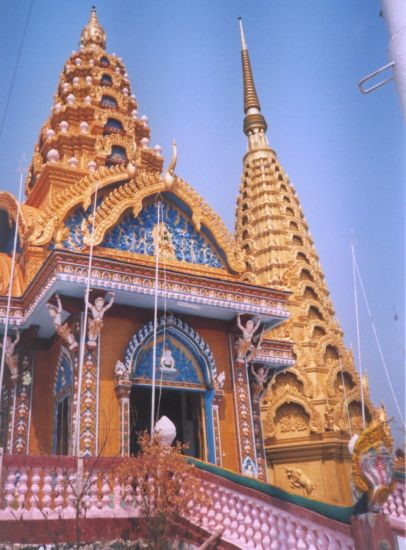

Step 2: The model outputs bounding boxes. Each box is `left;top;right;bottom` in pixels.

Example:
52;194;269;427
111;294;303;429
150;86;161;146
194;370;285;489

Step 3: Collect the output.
29;344;60;454
98;308;141;456
267;444;353;506
192;320;239;471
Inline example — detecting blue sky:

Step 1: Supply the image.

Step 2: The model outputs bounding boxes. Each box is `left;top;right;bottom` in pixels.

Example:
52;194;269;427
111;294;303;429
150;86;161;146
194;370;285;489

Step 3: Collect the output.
0;1;404;444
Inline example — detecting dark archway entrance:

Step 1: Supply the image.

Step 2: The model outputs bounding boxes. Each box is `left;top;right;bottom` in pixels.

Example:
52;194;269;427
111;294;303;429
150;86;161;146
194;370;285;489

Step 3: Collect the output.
130;385;205;459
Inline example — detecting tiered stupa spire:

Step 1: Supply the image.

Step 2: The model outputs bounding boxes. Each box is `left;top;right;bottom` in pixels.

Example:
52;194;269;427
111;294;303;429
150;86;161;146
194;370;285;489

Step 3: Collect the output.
24;7;162;209
235;19;377;503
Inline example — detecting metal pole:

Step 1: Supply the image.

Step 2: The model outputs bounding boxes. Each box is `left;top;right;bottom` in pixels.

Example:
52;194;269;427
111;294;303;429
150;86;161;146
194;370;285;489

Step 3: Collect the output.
150;201;161;436
381;0;406;119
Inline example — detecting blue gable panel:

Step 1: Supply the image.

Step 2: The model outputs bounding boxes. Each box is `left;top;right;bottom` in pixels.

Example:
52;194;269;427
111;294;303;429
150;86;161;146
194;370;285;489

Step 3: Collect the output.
62;199;225;269
99;200;225;268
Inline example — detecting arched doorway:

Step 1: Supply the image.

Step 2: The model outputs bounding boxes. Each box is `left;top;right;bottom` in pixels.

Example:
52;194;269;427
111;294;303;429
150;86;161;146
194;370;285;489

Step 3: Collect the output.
123;315;219;463
130;385;205;458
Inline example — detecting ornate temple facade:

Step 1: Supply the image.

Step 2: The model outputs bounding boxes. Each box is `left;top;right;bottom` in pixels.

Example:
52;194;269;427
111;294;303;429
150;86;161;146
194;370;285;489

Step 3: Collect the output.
0;7;394;524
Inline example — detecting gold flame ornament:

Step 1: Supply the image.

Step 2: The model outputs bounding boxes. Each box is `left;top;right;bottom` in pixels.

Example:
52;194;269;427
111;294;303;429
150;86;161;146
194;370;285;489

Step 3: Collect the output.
163;140;177;188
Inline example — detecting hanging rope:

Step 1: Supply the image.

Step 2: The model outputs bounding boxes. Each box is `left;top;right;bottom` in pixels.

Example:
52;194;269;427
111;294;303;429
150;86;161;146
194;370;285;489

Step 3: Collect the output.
150;199;161;435
0;164;25;414
351;243;366;428
73;183;99;456
354;254;405;428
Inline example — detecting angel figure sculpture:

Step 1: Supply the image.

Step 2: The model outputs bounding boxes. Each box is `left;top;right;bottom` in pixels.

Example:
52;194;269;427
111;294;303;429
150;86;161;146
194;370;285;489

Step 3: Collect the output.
46;294;78;351
0;330;20;381
86;291;115;348
250;364;271;402
236;314;261;362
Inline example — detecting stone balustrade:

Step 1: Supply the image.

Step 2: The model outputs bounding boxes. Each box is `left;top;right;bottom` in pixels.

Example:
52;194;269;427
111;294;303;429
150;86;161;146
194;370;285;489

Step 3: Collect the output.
0;455;403;549
0;456;125;521
383;476;406;535
188;476;355;550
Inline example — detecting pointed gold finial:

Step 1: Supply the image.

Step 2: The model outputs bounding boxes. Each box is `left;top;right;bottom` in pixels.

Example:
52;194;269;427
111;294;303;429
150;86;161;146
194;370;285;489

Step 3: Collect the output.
238;18;267;137
238;17;248;51
81;6;106;49
163;140;177;188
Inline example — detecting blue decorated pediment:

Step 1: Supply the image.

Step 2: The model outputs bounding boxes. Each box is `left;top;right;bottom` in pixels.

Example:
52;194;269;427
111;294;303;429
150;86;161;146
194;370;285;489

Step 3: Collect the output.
62;197;226;270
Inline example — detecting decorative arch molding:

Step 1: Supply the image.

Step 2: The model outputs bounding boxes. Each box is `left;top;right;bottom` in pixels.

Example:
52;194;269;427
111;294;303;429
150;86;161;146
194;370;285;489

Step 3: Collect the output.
27;163;244;271
317;337;347;359
332;392;375;433
28;165;132;246
95;133;133;159
294;280;322;300
301;326;342;353
89;178;244;272
299;299;330;323
325;355;360;398
123;314;221;464
93;85;126;110
124;314;217;387
95;109;133;134
303;320;329;342
92;67;122;89
313;332;348;359
268;367;314;400
263;394;323;438
347;388;373;410
282;258;323;288
0;192;42;244
326;366;357;399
